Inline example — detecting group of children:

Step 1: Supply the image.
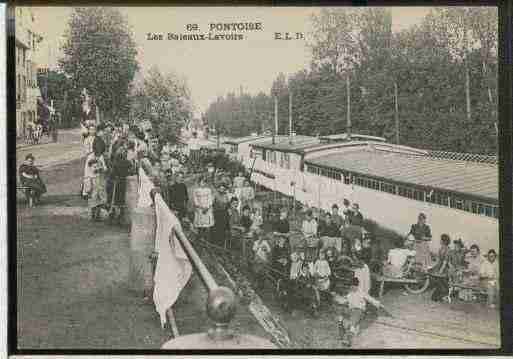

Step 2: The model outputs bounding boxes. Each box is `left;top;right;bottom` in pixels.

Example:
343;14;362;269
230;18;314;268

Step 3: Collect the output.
152;156;393;345
241;200;380;344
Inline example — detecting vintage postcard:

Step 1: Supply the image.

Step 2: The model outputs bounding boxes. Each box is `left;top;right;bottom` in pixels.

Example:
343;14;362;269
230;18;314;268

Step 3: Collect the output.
12;5;504;352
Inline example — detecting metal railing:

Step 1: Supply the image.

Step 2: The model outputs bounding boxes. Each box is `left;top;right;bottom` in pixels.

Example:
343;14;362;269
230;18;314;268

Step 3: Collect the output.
139;158;275;349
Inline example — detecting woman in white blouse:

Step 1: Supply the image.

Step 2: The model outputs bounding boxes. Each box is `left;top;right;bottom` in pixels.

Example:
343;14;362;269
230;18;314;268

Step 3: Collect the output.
193;176;214;241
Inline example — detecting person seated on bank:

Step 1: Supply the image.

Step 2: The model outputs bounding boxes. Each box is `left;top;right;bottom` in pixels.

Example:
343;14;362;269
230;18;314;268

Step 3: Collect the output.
332;277;384;340
19;153;47;205
480;249;499;308
273;207;290;235
383;234;416;278
302;209;318;238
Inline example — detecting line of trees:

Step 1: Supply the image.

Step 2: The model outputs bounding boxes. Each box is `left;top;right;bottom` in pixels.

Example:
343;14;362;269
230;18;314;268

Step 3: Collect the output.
203;8;497;154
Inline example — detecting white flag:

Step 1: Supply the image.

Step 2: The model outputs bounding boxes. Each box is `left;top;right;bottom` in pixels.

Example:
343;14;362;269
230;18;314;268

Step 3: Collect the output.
153;194;193;327
137;167;154;208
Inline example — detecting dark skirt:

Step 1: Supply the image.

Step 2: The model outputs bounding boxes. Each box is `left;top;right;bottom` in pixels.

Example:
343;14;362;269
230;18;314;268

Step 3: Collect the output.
21;178;47;196
213;208;230;246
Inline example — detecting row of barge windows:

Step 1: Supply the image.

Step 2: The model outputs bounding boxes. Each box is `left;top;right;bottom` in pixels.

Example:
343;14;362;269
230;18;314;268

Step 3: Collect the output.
261;150;291;169
306;164;498;219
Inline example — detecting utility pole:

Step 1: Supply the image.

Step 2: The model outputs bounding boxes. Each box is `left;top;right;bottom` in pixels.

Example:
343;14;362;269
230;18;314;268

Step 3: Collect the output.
346;75;351;140
288;90;292;144
216;119;220;149
273;96;278;144
394;81;399;145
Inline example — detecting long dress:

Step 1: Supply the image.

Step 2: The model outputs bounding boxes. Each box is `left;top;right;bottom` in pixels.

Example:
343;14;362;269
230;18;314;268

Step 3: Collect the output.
193;186;214;228
19;163;47;197
241;186;255;208
213;192;230;246
312;259;331;291
430;246;450;301
85;153;107;210
409;223;433;268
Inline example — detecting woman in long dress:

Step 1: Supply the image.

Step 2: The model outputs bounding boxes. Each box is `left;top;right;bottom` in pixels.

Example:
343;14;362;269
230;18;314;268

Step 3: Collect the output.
19;153;47;205
193;176;214;241
84;150;107;221
409;213;433;269
241;179;255;209
212;183;231;248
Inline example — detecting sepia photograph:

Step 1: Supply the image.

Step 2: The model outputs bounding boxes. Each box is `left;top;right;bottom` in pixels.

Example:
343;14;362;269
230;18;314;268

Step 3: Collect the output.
12;5;503;351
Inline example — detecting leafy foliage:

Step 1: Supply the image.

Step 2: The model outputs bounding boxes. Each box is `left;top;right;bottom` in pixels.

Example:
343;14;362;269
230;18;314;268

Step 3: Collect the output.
59;7;138;122
203;8;497;155
203;91;274;137
37;70;83;128
130;67;193;147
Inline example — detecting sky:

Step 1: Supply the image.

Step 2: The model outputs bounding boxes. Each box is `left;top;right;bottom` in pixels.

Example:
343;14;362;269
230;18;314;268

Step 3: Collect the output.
29;6;434;117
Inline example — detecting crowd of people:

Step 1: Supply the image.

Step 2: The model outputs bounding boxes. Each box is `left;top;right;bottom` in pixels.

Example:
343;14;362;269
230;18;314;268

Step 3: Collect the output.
79;121;147;221
392;213;500;308
154;150;382;339
143;141;501;342
18;121;500;344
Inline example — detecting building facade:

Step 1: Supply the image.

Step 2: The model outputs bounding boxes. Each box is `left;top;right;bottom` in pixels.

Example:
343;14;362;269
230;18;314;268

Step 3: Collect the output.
14;7;43;139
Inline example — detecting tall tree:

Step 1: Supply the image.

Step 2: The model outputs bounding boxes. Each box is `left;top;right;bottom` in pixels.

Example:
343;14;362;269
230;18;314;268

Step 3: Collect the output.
60;7;138;122
131;67;193;146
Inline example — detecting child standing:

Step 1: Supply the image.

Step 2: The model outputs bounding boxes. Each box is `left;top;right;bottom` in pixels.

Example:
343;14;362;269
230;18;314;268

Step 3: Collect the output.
332;277;384;345
312;251;331;292
250;206;263;232
252;232;272;290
